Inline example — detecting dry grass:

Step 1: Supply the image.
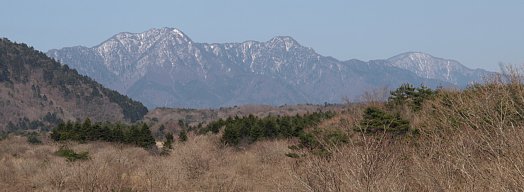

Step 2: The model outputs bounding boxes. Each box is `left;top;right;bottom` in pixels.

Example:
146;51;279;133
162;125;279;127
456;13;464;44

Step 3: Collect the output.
0;134;299;191
3;68;524;191
290;68;524;192
5;105;524;192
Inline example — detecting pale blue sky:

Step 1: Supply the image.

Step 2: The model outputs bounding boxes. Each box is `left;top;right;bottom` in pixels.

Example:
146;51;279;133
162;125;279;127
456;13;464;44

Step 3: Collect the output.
1;0;523;71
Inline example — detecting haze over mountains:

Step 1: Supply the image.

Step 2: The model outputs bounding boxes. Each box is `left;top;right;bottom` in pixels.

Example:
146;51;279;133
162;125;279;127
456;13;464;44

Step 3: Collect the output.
47;27;493;108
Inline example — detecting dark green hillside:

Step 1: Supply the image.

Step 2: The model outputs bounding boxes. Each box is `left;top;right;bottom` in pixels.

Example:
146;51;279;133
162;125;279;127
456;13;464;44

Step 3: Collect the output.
0;38;147;131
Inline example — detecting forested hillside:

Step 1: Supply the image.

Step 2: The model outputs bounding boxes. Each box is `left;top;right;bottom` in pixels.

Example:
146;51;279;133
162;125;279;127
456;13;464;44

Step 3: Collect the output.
0;38;148;132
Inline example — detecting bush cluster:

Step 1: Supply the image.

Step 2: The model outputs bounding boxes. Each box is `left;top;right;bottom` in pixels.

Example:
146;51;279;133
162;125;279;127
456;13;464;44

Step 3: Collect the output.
357;83;436;134
387;83;436;111
358;107;410;133
54;146;89;162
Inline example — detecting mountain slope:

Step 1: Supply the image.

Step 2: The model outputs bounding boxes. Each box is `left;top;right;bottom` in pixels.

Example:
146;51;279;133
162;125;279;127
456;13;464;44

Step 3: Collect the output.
386;52;492;86
47;28;488;108
0;38;148;132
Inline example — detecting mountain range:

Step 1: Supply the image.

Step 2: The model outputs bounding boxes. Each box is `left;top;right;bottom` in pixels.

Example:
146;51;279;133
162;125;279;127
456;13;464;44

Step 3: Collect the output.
47;27;493;108
0;38;148;131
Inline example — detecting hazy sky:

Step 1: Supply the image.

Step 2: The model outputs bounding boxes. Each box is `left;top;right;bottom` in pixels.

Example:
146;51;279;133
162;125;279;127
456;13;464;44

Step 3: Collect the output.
2;0;523;71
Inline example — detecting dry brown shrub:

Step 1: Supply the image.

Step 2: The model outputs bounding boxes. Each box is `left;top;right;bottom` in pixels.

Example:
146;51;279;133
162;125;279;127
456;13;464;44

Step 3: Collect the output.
4;67;524;191
402;66;524;191
288;66;524;192
290;132;407;192
0;132;300;191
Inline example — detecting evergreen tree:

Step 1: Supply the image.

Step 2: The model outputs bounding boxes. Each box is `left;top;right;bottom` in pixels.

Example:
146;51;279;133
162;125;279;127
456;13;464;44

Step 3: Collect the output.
178;130;188;142
387;83;436;111
222;124;241;145
98;124;110;141
159;124;166;133
111;123;124;143
413;85;436;110
359;107;410;133
138;123;155;148
74;121;84;141
51;123;65;141
203;111;335;146
388;83;416;107
126;125;140;145
27;132;42;144
262;118;278;138
164;132;174;149
50;120;156;148
177;119;187;129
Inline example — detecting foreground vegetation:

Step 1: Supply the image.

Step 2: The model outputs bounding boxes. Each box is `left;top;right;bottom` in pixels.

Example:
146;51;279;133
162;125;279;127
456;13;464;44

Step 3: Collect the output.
2;69;524;191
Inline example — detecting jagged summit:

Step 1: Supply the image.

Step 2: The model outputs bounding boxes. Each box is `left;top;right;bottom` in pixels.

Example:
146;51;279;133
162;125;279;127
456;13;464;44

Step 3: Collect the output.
268;36;299;44
145;27;191;43
265;36;301;52
119;27;189;38
100;27;193;49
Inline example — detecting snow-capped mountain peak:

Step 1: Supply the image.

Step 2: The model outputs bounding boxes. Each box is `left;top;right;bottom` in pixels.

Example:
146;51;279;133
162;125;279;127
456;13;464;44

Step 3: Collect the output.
47;28;492;108
106;27;192;48
267;36;300;51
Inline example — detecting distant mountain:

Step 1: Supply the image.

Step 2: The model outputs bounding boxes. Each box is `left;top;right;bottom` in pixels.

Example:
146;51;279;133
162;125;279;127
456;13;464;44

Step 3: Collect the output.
0;38;148;132
386;52;492;86
47;27;492;108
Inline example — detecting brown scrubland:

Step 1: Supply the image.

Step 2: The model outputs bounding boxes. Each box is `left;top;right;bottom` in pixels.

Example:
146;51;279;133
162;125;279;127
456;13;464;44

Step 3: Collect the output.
2;69;524;191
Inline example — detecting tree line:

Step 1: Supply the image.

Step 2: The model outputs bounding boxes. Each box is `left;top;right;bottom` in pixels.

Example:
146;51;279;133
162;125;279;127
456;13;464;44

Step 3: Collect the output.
50;118;155;148
201;111;336;146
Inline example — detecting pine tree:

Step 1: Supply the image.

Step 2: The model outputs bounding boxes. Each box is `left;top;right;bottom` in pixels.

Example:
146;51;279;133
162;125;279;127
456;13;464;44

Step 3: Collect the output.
178;119;187;129
51;123;65;141
138;123;155;148
178;130;188;142
82;118;92;129
388;83;416;107
111;123;124;143
164;132;174;149
387;83;437;111
359;107;410;133
159;124;166;133
413;85;436;110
